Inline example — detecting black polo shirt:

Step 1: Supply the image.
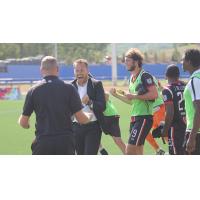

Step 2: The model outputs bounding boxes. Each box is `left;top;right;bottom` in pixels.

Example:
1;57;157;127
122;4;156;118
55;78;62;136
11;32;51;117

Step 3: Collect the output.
22;75;82;137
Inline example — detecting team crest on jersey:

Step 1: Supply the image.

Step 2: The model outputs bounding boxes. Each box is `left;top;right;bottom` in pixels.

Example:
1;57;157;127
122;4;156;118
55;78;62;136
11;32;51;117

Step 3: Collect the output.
147;78;152;84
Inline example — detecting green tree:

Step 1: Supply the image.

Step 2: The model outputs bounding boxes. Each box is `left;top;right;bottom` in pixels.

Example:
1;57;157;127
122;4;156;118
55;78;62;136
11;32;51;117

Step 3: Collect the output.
171;44;181;62
144;51;149;63
0;43;109;64
154;52;158;63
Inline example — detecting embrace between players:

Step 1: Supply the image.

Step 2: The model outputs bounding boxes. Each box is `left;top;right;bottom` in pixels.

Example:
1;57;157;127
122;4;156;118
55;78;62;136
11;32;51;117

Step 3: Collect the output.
18;48;200;155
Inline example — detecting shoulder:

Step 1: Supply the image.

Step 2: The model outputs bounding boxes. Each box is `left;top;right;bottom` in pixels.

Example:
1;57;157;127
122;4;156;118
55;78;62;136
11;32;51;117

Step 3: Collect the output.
162;86;173;97
90;77;101;83
63;81;77;90
141;71;154;79
89;77;103;86
69;79;77;85
179;80;187;86
192;76;200;85
26;80;46;94
187;77;200;99
141;71;155;85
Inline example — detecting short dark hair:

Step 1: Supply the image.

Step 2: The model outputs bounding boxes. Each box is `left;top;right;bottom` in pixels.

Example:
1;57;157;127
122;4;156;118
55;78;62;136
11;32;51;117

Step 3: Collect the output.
73;59;88;68
165;64;180;78
41;56;58;70
125;48;144;68
184;49;200;68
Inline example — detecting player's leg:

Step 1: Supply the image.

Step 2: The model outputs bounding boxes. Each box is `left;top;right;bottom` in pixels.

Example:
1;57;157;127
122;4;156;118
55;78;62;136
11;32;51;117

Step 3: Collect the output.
110;117;126;154
126;144;143;154
146;133;160;152
126;116;153;155
168;127;176;155
147;105;166;154
112;136;126;154
173;126;185;155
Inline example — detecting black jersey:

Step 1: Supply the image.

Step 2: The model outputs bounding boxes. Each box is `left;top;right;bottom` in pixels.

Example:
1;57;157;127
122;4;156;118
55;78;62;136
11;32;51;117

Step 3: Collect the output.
162;81;186;128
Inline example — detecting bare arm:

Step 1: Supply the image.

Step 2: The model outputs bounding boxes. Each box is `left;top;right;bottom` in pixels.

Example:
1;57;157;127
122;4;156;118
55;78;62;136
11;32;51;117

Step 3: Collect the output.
110;88;132;105
126;85;158;101
190;100;200;136
186;100;200;153
161;103;174;137
18;115;30;129
74;110;90;124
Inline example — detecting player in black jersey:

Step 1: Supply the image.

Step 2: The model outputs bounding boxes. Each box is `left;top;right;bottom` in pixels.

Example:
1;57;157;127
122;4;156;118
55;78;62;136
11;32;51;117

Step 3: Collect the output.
161;64;186;155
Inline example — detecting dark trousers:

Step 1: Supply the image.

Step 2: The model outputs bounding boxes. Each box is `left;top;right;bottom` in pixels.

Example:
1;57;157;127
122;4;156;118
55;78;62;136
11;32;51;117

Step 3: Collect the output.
31;134;75;155
72;121;102;155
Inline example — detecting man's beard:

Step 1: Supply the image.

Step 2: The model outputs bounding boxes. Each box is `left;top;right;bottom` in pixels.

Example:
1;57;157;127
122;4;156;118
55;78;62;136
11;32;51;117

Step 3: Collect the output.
127;64;136;72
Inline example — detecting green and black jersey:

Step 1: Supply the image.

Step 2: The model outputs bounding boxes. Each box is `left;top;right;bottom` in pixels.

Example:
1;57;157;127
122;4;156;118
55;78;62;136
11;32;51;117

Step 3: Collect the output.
129;69;156;117
184;69;200;133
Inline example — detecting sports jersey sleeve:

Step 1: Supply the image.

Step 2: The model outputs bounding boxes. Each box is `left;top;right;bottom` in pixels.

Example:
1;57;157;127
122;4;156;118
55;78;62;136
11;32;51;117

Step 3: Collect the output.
141;72;155;88
22;89;34;116
162;88;173;104
190;77;200;101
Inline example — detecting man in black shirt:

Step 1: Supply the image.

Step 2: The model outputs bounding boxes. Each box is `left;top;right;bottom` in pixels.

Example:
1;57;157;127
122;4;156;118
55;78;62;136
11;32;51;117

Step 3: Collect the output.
18;56;90;155
161;64;186;155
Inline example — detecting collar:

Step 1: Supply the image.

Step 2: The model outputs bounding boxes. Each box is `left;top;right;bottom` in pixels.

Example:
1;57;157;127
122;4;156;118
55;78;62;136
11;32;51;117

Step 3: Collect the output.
43;75;58;80
131;68;143;82
77;80;88;87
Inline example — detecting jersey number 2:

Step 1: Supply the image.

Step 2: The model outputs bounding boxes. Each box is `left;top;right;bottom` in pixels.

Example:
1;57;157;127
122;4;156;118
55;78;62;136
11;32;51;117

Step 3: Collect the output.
177;92;184;111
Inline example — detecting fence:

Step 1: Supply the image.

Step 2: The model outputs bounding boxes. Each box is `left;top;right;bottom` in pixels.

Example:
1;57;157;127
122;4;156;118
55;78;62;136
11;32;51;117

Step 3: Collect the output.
0;63;190;83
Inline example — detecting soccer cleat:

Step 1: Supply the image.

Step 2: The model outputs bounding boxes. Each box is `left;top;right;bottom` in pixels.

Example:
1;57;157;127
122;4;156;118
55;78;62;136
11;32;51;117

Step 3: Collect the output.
156;149;165;155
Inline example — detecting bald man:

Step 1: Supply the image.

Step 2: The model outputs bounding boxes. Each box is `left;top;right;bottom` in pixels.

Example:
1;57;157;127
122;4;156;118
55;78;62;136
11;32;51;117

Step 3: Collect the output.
18;56;90;155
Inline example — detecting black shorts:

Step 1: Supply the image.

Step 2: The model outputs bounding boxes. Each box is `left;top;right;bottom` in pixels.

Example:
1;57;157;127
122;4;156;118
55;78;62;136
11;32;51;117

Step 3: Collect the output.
128;115;153;146
183;132;200;155
102;116;121;137
168;125;185;155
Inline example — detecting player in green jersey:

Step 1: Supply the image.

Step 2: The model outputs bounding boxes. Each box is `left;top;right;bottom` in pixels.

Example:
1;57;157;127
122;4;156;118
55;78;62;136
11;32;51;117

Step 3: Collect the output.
100;91;126;154
182;49;200;154
110;48;158;155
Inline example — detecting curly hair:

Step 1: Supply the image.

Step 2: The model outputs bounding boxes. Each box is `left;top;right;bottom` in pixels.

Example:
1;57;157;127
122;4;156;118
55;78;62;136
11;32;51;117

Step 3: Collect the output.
184;49;200;68
125;48;144;68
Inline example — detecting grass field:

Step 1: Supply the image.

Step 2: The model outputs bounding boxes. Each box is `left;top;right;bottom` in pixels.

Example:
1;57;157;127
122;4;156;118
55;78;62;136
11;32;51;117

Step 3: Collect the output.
0;94;168;155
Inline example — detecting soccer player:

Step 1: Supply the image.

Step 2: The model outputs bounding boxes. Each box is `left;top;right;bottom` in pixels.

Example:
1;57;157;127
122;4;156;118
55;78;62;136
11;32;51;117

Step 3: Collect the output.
161;64;186;155
182;49;200;154
146;77;166;155
100;91;126;154
110;48;158;155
